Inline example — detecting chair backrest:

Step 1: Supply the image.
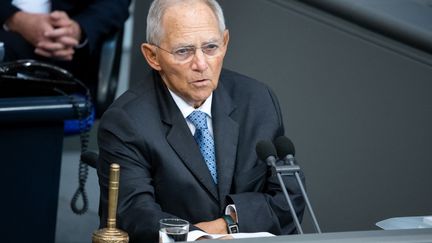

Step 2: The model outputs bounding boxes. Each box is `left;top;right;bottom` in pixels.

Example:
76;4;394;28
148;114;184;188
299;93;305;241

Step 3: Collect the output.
96;29;124;117
0;42;4;61
81;151;98;169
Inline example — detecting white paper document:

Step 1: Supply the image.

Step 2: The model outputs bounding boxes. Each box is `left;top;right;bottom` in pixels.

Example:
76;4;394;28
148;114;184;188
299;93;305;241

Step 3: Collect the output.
376;215;432;230
423;216;432;225
187;231;275;241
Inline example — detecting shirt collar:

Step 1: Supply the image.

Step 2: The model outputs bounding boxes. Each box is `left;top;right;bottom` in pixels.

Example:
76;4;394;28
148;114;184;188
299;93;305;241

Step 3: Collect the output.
168;89;213;119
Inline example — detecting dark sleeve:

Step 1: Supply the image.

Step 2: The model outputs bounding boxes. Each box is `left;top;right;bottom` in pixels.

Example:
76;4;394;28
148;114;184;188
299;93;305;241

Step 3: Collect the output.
97;107;185;243
0;1;20;25
228;86;306;235
71;0;131;54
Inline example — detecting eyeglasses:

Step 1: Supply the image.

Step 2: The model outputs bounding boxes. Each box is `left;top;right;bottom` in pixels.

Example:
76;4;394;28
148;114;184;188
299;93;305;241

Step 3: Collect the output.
152;42;223;63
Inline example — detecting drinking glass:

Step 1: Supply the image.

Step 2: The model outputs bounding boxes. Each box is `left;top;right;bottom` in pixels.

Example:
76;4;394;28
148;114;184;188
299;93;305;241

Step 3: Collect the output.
159;218;189;242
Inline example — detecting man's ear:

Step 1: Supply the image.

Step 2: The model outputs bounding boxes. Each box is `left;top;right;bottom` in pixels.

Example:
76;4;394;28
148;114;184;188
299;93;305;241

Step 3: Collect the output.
141;43;162;70
219;29;230;58
223;29;230;47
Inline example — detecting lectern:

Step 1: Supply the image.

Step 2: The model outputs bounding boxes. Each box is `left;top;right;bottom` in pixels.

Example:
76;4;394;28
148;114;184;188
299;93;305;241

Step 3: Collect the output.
0;95;88;242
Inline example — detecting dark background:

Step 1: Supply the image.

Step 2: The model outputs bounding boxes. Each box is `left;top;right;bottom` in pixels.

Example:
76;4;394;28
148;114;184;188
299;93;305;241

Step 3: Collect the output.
129;0;432;233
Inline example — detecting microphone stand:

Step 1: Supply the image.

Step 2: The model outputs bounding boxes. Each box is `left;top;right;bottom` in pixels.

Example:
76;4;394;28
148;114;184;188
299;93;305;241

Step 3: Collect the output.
276;156;322;234
268;159;304;234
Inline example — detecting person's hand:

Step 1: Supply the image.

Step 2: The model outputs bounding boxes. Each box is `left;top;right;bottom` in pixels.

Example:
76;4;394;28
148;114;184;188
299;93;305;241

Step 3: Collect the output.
216;235;234;240
194;218;227;235
196;235;233;241
6;11;53;47
35;11;81;60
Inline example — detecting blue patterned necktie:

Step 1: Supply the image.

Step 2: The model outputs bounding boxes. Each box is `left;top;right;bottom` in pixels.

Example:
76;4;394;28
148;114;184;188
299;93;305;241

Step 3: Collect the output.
187;110;217;184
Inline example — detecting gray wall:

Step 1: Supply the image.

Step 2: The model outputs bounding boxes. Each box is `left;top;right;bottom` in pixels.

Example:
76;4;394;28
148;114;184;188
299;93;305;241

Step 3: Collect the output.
130;0;432;233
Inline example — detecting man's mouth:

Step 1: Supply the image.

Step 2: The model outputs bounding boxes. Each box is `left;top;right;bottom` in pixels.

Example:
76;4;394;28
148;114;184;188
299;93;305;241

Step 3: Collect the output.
191;79;209;83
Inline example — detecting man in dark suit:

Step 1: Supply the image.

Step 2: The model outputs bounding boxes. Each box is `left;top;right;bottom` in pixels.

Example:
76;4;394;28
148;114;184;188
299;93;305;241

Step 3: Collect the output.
97;0;305;242
0;0;130;96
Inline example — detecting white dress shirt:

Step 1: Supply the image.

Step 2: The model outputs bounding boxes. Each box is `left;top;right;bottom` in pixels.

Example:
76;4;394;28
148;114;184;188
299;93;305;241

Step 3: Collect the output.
12;0;51;13
168;89;214;137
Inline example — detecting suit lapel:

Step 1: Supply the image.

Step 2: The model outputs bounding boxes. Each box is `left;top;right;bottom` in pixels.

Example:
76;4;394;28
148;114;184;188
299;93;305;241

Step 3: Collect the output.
154;72;219;200
212;82;239;205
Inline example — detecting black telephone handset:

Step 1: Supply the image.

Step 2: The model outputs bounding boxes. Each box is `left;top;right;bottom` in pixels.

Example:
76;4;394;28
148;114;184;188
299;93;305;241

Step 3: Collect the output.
0;59;86;97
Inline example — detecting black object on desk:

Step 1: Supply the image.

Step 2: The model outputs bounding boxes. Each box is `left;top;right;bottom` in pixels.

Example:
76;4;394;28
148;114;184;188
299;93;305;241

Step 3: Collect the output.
0;60;91;242
0;95;89;243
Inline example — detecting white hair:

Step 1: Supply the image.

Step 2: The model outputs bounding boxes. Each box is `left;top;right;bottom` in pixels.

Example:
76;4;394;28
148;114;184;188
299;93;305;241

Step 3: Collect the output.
146;0;226;45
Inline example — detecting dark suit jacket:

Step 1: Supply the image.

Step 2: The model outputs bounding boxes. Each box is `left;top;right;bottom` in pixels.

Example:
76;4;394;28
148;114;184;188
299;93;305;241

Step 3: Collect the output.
0;0;130;54
97;69;305;243
0;0;130;95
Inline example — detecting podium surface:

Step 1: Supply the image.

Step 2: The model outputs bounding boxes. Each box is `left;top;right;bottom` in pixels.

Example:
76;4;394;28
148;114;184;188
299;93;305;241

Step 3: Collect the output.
200;228;432;243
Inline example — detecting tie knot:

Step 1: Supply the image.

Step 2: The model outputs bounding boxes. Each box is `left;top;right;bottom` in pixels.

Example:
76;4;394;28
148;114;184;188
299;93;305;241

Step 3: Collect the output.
187;110;208;130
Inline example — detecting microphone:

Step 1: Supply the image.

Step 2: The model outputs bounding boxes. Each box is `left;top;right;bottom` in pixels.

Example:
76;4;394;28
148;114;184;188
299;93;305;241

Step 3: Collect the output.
274;136;322;233
256;140;304;234
256;140;278;167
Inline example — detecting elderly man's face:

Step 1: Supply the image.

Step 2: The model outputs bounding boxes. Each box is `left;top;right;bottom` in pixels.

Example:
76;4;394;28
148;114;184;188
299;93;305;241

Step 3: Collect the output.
143;1;229;108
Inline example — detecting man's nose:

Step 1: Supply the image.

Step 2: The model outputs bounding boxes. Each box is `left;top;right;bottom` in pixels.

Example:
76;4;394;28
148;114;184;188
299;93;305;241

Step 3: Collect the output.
190;49;208;72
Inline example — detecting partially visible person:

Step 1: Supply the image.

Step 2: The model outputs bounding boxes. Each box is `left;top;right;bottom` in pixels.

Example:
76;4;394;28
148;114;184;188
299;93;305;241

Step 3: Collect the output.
0;0;130;98
97;0;305;242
